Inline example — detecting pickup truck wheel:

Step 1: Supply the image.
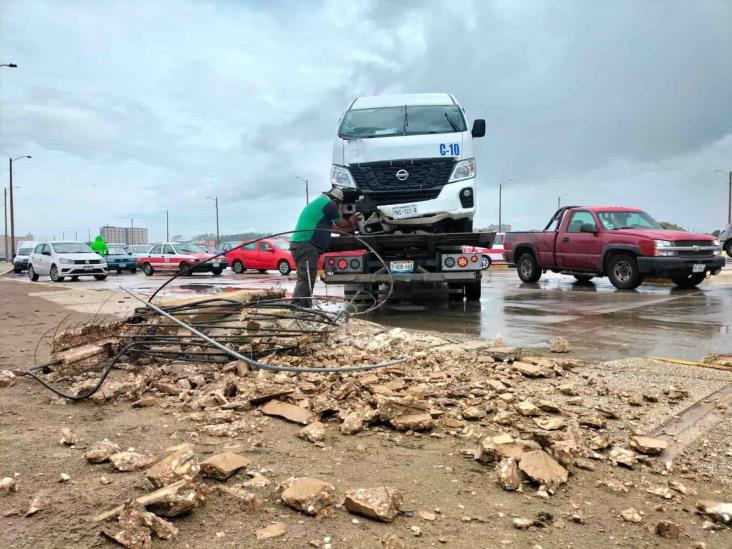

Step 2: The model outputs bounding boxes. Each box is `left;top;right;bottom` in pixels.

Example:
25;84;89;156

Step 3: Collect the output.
517;253;542;283
670;272;706;289
481;255;491;270
573;275;594;283
232;260;245;274
607;253;643;290
278;260;292;275
143;263;154;276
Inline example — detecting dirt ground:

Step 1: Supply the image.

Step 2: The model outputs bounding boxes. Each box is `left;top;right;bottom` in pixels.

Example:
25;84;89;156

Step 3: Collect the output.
1;278;731;549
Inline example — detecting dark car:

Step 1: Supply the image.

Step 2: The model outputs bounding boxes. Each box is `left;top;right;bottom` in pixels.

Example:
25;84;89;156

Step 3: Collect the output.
105;244;138;273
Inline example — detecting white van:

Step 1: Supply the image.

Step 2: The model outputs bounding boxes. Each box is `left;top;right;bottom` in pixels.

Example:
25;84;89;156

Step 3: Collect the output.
13;240;38;273
331;93;485;234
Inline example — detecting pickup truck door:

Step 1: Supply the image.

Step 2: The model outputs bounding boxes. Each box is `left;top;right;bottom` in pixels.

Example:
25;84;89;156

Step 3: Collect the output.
556;210;603;270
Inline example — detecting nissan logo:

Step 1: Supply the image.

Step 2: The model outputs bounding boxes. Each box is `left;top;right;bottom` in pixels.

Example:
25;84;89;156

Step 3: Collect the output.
395;169;409;181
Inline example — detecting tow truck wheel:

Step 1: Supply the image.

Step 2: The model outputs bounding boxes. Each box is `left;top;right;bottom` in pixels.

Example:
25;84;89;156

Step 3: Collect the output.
517;253;542;283
465;280;482;301
573;275;594;283
278;260;292;275
232;260;245;274
670;272;705;289
143;263;154;276
481;255;491;270
607;253;643;290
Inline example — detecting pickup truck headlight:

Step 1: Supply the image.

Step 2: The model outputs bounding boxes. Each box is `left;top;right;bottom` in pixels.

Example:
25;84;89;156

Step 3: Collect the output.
331;165;356;188
59;258;73;264
653;240;676;257
448;158;476;183
713;239;721;255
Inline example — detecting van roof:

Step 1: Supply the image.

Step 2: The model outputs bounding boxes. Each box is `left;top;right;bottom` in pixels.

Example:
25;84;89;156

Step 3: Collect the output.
350;93;457;110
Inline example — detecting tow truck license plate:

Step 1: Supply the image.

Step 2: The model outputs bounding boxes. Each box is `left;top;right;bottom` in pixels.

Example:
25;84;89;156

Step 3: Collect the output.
391;204;418;220
692;263;705;273
390;260;414;274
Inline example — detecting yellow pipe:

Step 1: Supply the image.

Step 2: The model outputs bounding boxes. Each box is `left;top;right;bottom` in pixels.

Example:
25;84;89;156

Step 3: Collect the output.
650;357;732;372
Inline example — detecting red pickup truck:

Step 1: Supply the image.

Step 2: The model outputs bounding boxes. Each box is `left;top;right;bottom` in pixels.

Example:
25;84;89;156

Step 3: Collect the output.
504;206;724;289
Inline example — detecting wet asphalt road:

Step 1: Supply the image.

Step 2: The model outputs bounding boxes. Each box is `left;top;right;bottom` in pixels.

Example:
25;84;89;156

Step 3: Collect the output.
4;265;730;362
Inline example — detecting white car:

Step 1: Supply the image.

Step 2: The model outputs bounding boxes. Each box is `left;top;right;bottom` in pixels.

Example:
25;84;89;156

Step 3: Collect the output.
28;241;108;282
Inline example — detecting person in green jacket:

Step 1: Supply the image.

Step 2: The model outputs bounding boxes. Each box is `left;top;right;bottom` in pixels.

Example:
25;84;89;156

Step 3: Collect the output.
91;235;108;256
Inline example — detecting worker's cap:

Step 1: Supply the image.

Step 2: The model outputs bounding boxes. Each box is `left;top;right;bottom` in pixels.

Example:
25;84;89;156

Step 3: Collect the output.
325;187;344;201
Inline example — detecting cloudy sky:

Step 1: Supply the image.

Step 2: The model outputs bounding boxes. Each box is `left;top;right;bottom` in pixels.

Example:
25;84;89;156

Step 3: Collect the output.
1;0;731;241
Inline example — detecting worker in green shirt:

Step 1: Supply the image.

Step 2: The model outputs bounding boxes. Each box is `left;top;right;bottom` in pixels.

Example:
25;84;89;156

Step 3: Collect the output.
290;187;360;307
91;235;108;256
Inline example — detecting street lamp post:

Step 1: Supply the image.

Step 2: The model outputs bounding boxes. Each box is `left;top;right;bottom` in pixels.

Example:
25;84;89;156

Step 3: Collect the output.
162;210;169;242
0;63;18;68
717;170;732;225
295;176;309;205
498;179;511;233
9;155;31;258
557;193;569;210
3;188;7;262
206;196;220;245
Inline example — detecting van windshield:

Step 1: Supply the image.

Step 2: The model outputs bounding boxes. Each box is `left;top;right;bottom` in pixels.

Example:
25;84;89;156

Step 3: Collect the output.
18;247;32;255
339;105;467;139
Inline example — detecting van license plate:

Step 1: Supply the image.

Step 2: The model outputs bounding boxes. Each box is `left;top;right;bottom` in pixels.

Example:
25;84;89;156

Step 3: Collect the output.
391;204;418;220
390;261;414;274
83;266;93;271
692;264;705;273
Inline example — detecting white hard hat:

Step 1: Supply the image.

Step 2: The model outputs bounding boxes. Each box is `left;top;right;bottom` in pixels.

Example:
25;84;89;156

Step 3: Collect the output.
326;187;344;201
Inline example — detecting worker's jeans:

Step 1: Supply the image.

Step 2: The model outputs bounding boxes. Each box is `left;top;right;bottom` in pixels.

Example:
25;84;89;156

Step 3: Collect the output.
290;242;320;307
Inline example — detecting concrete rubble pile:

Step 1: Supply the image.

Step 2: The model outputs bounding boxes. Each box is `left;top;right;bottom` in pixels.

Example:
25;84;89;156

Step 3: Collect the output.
16;290;730;544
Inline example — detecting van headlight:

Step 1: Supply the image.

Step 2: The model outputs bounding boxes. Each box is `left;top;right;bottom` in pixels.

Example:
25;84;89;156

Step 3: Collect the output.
653;240;676;257
448;158;476;182
331;165;356;188
59;258;73;264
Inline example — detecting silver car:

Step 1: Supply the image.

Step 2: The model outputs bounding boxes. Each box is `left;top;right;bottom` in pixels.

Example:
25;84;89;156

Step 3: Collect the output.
720;223;732;256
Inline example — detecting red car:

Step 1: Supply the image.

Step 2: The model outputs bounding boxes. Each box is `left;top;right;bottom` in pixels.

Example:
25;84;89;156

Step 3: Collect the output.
504;206;724;289
138;242;226;276
226;239;295;275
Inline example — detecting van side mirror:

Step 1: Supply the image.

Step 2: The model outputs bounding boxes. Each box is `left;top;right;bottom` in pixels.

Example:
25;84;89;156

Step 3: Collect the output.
471;119;486;138
580;223;597;234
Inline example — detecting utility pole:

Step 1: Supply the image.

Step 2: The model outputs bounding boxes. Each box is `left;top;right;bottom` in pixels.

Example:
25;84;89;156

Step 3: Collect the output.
3;188;7;262
214;197;219;245
498;183;502;233
88;228;91;242
295;177;309;205
9;155;31;259
75;231;78;241
166;210;169;242
714;170;731;224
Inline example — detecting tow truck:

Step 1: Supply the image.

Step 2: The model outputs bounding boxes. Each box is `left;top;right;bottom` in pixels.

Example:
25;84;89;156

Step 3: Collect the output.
322;92;493;305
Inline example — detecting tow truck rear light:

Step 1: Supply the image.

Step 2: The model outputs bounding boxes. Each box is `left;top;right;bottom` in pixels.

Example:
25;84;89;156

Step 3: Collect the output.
337;259;348;270
327;255;365;273
457;257;468;268
327;258;335;266
441;253;482;271
470;255;478;263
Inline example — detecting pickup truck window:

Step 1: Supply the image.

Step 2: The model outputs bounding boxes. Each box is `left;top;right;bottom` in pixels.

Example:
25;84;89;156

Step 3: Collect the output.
598;210;662;230
567;211;596;233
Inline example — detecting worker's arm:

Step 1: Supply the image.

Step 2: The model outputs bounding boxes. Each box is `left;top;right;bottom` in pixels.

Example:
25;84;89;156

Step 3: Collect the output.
333;213;362;233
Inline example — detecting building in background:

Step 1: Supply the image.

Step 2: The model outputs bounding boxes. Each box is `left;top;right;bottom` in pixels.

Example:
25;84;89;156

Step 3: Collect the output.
100;225;149;245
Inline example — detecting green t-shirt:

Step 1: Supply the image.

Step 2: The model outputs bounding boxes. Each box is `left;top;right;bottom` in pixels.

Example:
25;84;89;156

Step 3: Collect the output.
291;195;342;250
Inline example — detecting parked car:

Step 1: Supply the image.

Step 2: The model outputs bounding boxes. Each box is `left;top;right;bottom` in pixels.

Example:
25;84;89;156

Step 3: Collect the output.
128;244;153;256
105;243;138;273
226;239;294;275
138;242;226;276
720;222;732;257
13;241;38;273
503;206;724;289
463;232;506;269
28;241;108;282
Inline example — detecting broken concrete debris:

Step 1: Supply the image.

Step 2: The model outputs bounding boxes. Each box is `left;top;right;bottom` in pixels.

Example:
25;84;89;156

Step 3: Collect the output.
261;399;316;425
85;439;121;464
340;412;364;435
629;435;668;456
495;457;522;491
655;520;681;539
256;522;287;540
298;421;326;443
199;452;250;481
1;477;18;493
343;486;403;522
59;427;79;446
0;369;16;387
280;477;336;517
609;447;637;468
549;336;571;353
100;503;179;549
517;450;568;489
620;508;643;523
110;451;157;472
145;443;200;488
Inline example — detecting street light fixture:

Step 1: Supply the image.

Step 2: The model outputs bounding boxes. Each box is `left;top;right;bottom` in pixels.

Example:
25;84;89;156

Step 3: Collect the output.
295;176;309;205
205;196;220;246
0;63;18;68
498;179;511;233
9;155;31;258
716;170;732;225
557;193;569;210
